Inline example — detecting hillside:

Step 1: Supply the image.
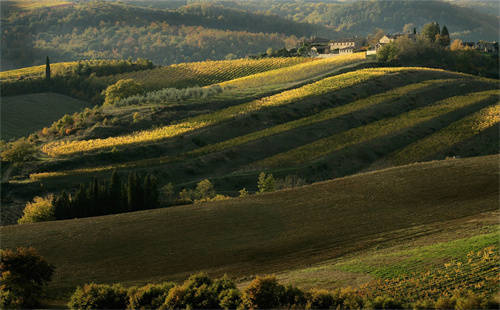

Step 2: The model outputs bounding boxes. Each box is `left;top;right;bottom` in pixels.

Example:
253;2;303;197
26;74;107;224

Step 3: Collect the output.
1;155;498;299
0;0;328;70
1;92;90;140
22;64;498;195
206;0;499;41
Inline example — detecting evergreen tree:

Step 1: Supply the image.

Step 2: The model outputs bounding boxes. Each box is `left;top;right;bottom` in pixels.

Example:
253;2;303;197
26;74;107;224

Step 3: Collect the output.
109;170;123;214
127;172;138;211
439;25;451;46
45;56;51;81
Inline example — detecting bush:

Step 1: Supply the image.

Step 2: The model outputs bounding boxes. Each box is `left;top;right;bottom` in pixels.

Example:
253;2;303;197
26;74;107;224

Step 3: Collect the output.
18;196;55;224
434;295;455;309
0;138;36;164
68;283;128;309
282;285;306;309
103;79;144;105
219;288;242;309
367;295;403;309
127;282;175;309
306;289;336;309
242;275;285;309
163;273;220;309
0;247;55;308
455;292;482;310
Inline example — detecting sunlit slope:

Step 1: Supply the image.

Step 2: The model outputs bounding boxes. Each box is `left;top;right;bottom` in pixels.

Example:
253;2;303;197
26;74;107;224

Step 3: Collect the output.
2;155;498;293
95;57;316;90
1;93;90;140
31;67;498;184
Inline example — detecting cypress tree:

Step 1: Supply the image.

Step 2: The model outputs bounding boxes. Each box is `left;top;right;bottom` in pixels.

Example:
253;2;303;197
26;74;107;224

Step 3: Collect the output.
45;56;51;81
109;170;122;214
127;172;137;211
441;25;450;46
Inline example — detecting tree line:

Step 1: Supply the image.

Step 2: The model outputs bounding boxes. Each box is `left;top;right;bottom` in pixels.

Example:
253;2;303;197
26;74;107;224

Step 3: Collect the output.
52;171;159;220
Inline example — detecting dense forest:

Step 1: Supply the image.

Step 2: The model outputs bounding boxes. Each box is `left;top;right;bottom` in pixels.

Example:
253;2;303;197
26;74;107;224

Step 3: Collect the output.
1;1;327;70
2;0;498;70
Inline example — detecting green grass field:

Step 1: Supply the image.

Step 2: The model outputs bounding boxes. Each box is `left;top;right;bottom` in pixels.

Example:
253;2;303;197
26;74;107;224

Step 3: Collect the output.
2;155;498;300
1;92;90;140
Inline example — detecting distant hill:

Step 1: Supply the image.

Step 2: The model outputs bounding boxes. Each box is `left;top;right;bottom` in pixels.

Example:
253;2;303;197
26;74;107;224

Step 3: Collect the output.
194;0;499;41
0;1;331;70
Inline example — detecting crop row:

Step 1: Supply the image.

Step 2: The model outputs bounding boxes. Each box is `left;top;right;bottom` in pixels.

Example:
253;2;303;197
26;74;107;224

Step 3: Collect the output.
253;89;500;168
96;57;315;90
41;67;397;157
360;245;499;302
186;78;459;158
389;104;500;165
219;53;366;91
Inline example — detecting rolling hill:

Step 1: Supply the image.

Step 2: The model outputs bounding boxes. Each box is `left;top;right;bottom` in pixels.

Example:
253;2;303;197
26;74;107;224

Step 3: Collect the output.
0;0;327;70
205;0;499;41
1;155;498;299
24;63;498;195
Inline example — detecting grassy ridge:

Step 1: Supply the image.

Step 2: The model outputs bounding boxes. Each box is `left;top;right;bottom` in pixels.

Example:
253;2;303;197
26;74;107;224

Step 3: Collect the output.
253;89;499;168
1;93;90;140
95;57;315;90
388;104;500;166
2;155;498;296
40;63;384;157
29;68;495;181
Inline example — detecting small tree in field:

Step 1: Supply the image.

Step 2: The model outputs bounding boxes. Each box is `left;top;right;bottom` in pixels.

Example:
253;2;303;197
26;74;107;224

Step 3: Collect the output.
257;172;276;193
103;79;144;105
0;247;55;308
195;179;216;200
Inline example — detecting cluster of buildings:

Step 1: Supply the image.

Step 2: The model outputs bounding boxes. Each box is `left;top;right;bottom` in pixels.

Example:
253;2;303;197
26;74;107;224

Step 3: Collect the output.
461;41;498;54
302;34;498;57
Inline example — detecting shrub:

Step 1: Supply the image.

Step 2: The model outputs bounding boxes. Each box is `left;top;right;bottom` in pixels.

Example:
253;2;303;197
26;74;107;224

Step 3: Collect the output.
68;283;128;309
0;138;36;164
282;285;306;309
162;285;186;309
104;79;144;105
18;195;55;224
242;275;285;309
127;282;175;309
434;295;456;309
367;296;403;309
306;289;336;309
257;172;276;193
239;188;249;198
455;292;482;310
163;273;220;309
219;288;242;310
0;247;55;308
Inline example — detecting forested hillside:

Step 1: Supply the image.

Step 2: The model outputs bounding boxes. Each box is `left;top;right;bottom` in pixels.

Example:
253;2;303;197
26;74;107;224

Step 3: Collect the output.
0;1;328;70
176;0;499;40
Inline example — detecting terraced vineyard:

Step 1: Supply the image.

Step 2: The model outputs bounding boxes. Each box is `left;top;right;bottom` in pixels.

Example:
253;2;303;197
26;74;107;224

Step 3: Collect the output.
252;89;499;168
31;66;498;187
41;65;381;157
95;57;316;90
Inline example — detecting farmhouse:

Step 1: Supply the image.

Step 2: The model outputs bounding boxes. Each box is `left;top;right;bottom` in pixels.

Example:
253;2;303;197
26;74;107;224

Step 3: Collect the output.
304;37;356;57
476;41;498;54
376;33;416;50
